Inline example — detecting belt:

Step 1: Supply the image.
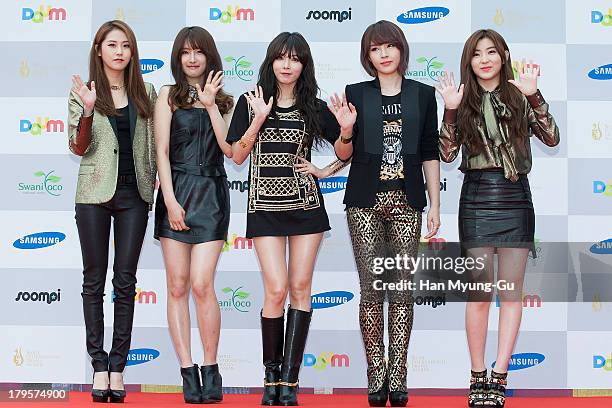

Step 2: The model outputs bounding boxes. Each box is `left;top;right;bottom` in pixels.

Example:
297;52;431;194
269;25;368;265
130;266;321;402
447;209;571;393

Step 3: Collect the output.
117;174;137;185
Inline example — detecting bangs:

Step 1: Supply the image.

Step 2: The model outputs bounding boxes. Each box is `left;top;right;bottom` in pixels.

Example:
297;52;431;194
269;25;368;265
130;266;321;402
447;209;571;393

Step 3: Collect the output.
272;33;310;63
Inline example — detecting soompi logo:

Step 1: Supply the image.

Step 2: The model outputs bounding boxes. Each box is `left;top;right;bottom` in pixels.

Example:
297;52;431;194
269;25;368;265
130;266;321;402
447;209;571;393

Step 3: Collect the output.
304;352;350;370
593;353;612;370
593;179;612;196
18;170;63;196
20;117;64;135
397;6;449;24
591;9;612;26
22;5;67;22
209;5;255;23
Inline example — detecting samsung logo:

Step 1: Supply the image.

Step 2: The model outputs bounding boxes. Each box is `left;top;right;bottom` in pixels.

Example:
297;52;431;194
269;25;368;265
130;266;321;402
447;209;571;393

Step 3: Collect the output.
318;176;347;194
493;353;545;371
311;291;354;309
588;64;612;80
397;7;449;24
126;348;160;366
590;238;612;254
140;59;164;74
13;232;65;249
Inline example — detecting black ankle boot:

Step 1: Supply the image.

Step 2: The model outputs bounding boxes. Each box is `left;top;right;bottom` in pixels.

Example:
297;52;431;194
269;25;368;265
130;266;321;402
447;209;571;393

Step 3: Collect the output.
180;364;203;404
278;308;312;406
468;369;488;407
201;364;223;403
261;311;284;406
487;370;507;407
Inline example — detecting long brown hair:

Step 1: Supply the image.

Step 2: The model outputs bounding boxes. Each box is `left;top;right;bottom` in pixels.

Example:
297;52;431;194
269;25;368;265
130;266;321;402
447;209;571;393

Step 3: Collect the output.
168;26;233;114
360;20;409;77
457;29;527;153
89;20;152;118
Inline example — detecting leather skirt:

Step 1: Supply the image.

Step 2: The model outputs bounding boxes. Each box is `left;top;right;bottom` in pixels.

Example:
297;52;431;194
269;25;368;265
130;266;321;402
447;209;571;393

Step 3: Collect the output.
459;169;535;256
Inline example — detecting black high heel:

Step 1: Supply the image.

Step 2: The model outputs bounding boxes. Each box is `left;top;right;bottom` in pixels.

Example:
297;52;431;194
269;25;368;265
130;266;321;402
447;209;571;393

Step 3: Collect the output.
367;375;388;407
91;372;110;403
200;363;223;403
109;372;126;403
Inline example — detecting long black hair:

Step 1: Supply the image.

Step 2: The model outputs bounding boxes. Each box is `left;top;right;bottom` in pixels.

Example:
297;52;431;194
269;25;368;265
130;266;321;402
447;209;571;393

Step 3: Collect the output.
257;32;324;148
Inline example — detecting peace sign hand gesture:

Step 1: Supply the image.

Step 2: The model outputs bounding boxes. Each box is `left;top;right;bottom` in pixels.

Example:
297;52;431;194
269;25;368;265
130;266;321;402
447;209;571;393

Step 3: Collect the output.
328;92;357;132
196;70;224;109
434;71;464;110
71;74;96;113
508;58;539;96
245;86;273;123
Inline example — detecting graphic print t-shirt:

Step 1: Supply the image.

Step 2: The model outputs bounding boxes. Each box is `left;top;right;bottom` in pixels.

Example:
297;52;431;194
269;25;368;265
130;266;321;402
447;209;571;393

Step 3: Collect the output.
379;93;404;191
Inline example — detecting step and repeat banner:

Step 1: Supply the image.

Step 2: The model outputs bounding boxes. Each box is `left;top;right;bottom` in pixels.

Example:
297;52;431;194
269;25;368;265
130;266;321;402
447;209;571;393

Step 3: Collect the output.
1;0;611;391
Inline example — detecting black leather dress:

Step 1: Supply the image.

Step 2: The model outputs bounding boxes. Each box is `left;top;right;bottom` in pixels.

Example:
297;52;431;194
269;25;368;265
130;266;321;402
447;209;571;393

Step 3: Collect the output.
154;108;230;244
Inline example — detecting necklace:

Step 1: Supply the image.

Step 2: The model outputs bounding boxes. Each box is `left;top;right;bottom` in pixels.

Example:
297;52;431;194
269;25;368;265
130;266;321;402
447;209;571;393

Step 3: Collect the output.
188;85;198;103
110;84;125;91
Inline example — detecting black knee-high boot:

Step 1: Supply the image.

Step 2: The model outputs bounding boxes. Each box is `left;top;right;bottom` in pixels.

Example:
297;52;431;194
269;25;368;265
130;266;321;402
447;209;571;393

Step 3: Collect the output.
278;308;312;406
261;311;285;406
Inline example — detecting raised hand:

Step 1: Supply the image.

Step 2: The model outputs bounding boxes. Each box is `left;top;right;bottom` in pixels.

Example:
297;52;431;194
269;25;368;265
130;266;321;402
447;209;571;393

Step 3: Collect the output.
508;58;539;96
328;92;357;131
434;71;464;110
71;74;96;112
196;70;224;108
244;85;273;123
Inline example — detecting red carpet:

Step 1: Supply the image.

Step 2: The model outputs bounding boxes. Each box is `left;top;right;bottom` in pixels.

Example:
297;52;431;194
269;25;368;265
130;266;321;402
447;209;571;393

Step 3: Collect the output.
9;392;612;407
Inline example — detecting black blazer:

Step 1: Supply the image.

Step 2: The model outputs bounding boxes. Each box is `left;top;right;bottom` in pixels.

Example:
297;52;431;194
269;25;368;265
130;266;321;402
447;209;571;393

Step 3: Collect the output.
343;77;440;211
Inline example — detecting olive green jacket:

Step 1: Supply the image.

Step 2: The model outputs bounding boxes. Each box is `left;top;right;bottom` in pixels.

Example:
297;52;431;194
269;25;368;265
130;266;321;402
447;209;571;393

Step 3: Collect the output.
68;82;157;204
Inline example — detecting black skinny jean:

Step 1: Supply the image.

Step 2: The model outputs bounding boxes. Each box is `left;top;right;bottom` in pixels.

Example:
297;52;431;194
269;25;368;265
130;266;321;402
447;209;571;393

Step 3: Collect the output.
75;182;149;373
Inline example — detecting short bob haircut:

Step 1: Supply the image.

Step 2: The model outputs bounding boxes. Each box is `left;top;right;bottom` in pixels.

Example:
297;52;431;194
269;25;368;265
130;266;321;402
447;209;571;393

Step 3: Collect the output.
360;20;409;77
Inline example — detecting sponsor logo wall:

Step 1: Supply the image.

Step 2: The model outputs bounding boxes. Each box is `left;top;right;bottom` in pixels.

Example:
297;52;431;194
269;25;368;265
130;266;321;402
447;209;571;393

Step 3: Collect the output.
0;0;609;391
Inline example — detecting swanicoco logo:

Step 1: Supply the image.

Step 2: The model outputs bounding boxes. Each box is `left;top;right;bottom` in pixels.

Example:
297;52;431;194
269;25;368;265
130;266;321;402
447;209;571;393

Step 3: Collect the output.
140;59;164;75
22;5;67;23
209;5;254;23
126;348;159;366
223;233;253;252
311;291;354;309
112;287;157;304
18;170;63;196
592;9;612;26
15;289;61;304
493;353;545;371
407;56;445;82
593;353;612;370
318;176;347;194
219;286;252;312
397;6;449;24
20;117;64;135
591;238;612;254
589;64;612;80
13;231;65;249
306;8;352;23
593;179;612;196
223;57;254;82
304;352;350;370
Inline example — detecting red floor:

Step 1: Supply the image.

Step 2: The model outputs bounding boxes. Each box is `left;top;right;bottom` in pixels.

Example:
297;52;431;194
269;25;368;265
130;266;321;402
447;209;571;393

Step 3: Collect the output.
9;392;612;407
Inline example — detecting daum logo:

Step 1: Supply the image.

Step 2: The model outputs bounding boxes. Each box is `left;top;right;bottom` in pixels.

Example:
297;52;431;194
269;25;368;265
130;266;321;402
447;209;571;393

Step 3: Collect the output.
591;238;612;254
593;180;612;196
593;353;612;370
495;293;542;308
318;176;347;194
493;353;545;371
18;170;63;196
407;56;445;82
15;289;61;304
304;352;350;370
223;56;254;81
209;5;255;23
22;5;67;22
219;286;251;312
126;348;159;366
140;59;164;75
589;64;612;80
112;288;157;304
591;9;612;26
20;117;64;135
512;60;541;80
223;233;253;252
13;231;65;249
306;8;352;23
311;291;354;309
397;7;449;24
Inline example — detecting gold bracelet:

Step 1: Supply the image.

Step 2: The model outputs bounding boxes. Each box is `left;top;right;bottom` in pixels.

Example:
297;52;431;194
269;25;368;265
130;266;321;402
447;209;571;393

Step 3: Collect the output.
339;134;353;144
238;138;248;149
